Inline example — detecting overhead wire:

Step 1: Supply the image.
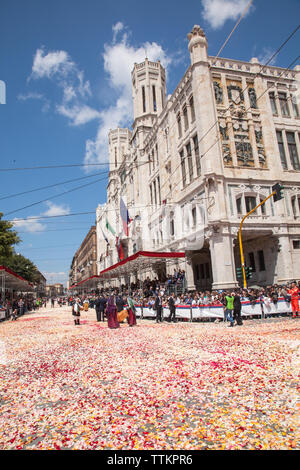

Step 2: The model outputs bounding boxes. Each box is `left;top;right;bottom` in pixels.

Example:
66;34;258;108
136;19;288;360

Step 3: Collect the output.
2;160;149;216
0;160;150;172
0;169;109;201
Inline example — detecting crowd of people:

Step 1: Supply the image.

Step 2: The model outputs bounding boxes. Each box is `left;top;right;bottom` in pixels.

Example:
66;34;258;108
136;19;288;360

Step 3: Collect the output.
69;293;138;329
1;278;299;327
0;296;47;320
65;278;300;328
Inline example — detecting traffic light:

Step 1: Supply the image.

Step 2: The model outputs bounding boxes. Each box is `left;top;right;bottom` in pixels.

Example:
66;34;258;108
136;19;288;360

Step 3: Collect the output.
245;267;253;279
236;267;243;279
272;182;284;202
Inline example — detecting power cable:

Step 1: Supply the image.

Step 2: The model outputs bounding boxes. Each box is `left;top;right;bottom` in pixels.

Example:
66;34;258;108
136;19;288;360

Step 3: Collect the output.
0;160;150;172
0;170;109;201
2;175;108;217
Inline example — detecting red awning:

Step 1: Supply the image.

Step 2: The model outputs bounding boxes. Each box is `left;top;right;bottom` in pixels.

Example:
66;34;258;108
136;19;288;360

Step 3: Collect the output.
99;250;185;280
69;251;186;289
69;275;100;290
0;265;34;292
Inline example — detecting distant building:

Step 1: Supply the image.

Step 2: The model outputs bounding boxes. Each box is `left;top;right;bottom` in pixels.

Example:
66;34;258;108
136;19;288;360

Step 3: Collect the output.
69;226;97;288
46;283;65;297
35;270;47;296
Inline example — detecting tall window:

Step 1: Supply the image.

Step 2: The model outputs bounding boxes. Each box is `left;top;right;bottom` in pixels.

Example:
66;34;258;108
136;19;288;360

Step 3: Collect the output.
192;207;197;226
193;134;201;176
183;106;189;131
114;147;117;167
245;196;257;213
248;252;256;272
258;250;265;271
236;197;242;215
260;198;266;215
276;130;288;169
269;92;277;115
292;97;299;118
186;142;193;182
152;85;157;112
189;96;195;122
142;86;146;113
177;113;182;139
286;132;300;170
170;214;175;236
291;196;297;216
278;92;290;117
157;176;161;205
180;150;186;187
153;180;157;206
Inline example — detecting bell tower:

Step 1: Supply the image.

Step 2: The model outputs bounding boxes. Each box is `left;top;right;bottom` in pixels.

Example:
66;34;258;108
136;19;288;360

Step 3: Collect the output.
131;58;167;131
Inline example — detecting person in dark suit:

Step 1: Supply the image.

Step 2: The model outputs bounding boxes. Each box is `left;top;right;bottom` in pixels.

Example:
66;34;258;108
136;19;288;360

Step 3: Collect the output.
154;295;163;323
98;295;107;321
168;293;176;322
94;296;101;321
116;295;125;313
233;291;243;325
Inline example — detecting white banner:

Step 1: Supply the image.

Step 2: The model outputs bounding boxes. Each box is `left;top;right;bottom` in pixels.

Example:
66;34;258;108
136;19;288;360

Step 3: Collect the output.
135;298;293;320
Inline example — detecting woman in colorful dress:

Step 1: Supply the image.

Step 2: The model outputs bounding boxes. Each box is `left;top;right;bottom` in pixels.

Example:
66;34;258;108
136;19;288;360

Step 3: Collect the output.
83;298;89;311
127;296;137;327
106;296;120;329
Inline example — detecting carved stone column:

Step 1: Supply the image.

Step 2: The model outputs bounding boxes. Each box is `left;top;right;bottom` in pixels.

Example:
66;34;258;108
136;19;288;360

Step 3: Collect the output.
184;252;196;291
208;226;239;290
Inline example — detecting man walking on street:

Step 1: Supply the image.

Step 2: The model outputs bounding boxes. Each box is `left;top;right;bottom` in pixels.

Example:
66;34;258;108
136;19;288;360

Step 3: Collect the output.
98;294;107;322
154;294;163;323
225;292;235;327
233;290;243;325
168;293;176;322
289;282;299;318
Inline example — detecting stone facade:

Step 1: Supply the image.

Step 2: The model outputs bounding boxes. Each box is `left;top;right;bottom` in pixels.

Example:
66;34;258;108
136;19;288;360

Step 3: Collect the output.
69;225;97;287
96;25;300;290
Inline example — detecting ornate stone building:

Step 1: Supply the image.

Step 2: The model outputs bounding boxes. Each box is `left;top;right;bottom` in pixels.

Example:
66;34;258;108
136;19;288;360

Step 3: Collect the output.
69;225;97;287
96;25;300;290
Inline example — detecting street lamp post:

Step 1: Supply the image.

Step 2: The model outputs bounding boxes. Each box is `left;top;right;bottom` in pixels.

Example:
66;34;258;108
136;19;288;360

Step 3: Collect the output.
238;185;283;289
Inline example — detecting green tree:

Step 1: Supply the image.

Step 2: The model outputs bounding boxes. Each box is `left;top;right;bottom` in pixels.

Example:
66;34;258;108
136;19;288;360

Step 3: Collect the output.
6;253;40;283
0;212;20;265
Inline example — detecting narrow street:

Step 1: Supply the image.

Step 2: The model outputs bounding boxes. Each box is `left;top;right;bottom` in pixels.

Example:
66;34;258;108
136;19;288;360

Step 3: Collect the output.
0;305;299;450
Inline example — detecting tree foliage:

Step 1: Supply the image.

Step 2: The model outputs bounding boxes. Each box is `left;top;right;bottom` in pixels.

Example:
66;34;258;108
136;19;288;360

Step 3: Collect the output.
0;212;20;265
6;253;41;283
0;212;40;283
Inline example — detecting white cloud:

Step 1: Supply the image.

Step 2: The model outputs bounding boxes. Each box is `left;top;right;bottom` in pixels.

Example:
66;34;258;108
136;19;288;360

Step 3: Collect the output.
28;46;98;126
12;202;71;233
43;201;70;217
56;103;101;126
31;48;75;80
257;47;277;66
43;271;66;277
83;24;172;168
17;92;50;112
112;21;125;43
12;217;47;233
201;0;251;30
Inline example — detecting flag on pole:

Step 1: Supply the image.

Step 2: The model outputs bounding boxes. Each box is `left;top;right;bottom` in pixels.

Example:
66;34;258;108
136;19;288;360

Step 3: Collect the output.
120;198;132;236
105;218;116;236
116;236;124;261
101;227;109;246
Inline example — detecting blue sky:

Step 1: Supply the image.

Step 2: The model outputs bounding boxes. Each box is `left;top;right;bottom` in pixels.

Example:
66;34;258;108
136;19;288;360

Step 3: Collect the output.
0;0;299;286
